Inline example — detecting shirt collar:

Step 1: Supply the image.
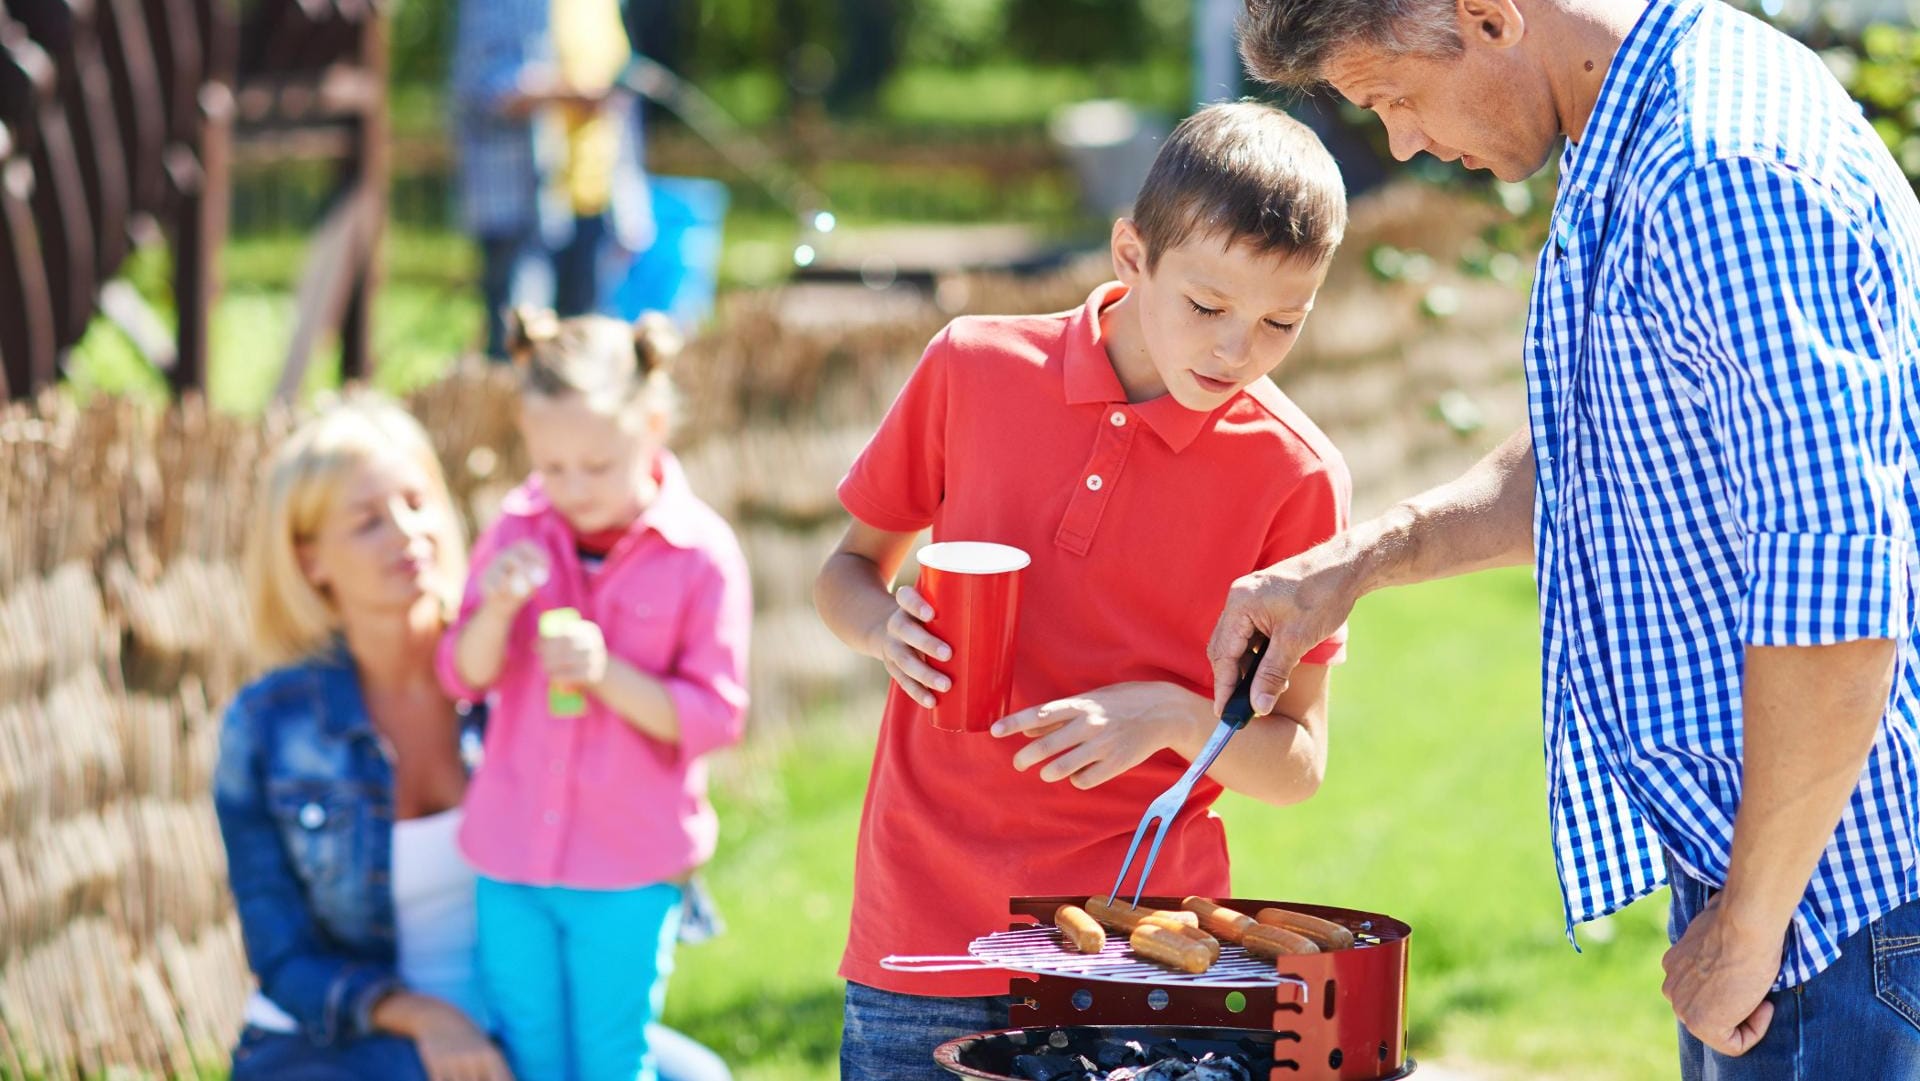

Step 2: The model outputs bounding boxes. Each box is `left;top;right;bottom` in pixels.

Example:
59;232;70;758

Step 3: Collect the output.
501;450;705;550
1561;0;1703;204
1063;282;1281;453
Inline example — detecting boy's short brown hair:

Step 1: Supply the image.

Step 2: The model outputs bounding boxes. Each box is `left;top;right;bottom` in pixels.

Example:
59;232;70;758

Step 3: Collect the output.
1131;100;1347;268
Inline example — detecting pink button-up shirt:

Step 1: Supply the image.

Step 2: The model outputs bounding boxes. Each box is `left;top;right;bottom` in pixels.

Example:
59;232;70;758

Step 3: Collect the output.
438;453;751;889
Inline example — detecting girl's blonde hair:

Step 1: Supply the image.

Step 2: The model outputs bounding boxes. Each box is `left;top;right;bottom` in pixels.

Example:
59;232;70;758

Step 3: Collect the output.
505;307;684;421
243;393;468;668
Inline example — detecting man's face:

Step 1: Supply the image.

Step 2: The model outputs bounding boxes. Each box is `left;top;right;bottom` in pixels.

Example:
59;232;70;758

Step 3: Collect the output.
1323;32;1560;184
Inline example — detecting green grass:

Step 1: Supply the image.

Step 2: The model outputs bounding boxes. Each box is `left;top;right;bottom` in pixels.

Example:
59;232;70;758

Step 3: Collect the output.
666;569;1676;1080
61;206;978;412
65;228;482;412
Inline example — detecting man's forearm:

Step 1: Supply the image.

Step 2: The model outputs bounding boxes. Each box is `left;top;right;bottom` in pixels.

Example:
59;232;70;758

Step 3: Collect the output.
1357;426;1537;595
1720;639;1895;944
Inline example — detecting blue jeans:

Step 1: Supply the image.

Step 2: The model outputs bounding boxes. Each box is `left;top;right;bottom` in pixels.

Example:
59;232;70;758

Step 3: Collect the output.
477;877;682;1081
230;1025;428;1081
478;214;631;359
840;982;1013;1081
229;1023;729;1081
1669;857;1920;1079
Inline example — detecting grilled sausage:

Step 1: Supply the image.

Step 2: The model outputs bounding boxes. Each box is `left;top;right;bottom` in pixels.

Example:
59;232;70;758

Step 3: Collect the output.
1130;923;1213;974
1255;907;1356;951
1054;904;1107;954
1242;923;1320;959
1180;896;1257;944
1083;896;1198;933
1142;912;1220;963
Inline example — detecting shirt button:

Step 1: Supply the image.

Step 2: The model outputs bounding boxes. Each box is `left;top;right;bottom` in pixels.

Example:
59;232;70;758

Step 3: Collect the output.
1086;475;1104;492
1110;411;1126;427
543;811;559;825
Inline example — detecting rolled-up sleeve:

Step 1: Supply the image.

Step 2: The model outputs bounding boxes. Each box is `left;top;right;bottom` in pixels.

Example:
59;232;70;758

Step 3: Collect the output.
667;539;753;762
213;695;398;1045
1651;155;1912;647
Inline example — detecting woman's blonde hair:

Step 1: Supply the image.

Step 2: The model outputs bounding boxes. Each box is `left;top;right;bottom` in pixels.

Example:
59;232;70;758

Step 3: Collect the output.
505;306;683;422
243;393;468;667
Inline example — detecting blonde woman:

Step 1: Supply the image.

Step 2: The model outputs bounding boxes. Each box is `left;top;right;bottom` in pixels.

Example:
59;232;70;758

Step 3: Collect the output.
213;394;512;1081
214;394;734;1081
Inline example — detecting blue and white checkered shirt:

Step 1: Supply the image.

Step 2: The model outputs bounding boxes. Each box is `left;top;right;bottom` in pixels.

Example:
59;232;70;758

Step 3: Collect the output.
1526;0;1920;986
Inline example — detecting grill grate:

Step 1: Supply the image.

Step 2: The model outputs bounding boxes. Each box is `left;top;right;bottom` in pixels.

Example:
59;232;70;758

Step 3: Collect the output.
883;925;1315;994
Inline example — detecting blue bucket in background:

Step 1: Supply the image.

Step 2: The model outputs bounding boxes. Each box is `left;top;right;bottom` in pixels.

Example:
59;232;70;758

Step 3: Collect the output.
612;175;730;330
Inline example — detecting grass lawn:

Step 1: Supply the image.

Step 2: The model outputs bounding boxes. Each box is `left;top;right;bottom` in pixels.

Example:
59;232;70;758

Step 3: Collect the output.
667;568;1677;1080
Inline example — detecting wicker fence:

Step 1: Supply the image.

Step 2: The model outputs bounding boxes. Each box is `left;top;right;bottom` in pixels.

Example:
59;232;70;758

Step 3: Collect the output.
0;181;1526;1079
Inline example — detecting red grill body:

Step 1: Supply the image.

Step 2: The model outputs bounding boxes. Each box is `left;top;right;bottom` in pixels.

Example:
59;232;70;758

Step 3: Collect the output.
997;896;1411;1080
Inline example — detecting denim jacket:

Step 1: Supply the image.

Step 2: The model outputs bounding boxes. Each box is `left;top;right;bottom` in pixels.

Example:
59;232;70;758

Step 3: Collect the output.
213;642;480;1046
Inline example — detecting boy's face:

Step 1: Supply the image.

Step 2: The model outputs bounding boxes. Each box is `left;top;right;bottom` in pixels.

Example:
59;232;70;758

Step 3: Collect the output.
1112;221;1328;411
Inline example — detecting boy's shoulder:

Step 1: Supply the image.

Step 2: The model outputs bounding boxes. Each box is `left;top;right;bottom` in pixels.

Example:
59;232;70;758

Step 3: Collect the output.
928;307;1081;372
1229;378;1347;481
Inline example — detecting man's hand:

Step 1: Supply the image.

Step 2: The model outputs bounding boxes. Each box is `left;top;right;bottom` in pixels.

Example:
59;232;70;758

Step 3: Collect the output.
1207;547;1359;717
1661;891;1784;1056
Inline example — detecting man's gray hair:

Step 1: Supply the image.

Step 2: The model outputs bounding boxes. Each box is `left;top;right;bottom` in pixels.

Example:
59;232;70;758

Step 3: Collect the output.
1238;0;1464;90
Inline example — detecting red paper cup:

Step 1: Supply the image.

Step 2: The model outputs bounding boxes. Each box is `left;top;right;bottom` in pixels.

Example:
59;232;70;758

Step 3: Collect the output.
914;541;1030;733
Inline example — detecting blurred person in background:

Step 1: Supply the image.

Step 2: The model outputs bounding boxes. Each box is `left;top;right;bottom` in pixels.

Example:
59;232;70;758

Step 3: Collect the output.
451;0;655;360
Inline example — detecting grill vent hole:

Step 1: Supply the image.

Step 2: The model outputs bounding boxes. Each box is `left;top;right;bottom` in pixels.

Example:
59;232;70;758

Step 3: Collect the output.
1329;1049;1344;1069
1323;979;1337;1020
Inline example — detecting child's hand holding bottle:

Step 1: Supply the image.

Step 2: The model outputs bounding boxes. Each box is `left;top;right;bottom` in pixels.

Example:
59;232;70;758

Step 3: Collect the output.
537;608;606;716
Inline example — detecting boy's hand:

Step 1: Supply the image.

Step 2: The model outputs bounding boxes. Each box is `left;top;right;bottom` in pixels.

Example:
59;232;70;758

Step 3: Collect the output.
868;585;952;709
479;542;550;613
537;618;607;688
991;682;1201;789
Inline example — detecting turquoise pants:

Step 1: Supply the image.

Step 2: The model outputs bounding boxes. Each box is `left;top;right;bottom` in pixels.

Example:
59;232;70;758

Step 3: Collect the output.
476;877;683;1081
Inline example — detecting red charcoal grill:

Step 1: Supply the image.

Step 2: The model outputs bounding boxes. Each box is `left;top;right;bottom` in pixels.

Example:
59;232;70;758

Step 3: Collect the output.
899;895;1412;1080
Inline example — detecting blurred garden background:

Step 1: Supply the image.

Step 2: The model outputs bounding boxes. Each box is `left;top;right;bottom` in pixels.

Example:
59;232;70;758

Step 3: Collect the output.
3;1;1919;1079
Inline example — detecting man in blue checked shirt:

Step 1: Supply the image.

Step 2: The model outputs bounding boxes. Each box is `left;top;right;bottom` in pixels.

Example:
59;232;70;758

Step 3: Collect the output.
1216;0;1920;1076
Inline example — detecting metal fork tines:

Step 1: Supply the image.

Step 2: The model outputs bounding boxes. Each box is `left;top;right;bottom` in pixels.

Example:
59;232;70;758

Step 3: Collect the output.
1105;718;1240;908
1105;659;1263;908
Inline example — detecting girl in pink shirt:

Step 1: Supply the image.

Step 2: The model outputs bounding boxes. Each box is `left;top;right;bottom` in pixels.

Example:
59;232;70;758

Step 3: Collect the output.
439;309;751;1081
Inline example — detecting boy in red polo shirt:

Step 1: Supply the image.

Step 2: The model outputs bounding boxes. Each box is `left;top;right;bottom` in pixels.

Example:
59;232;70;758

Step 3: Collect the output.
815;101;1351;1080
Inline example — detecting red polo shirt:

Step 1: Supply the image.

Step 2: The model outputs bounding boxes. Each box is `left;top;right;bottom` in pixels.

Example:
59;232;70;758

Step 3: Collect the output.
837;282;1350;996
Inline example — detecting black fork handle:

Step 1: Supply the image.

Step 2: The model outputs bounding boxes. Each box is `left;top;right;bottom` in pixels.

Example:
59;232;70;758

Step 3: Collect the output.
1219;653;1263;730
